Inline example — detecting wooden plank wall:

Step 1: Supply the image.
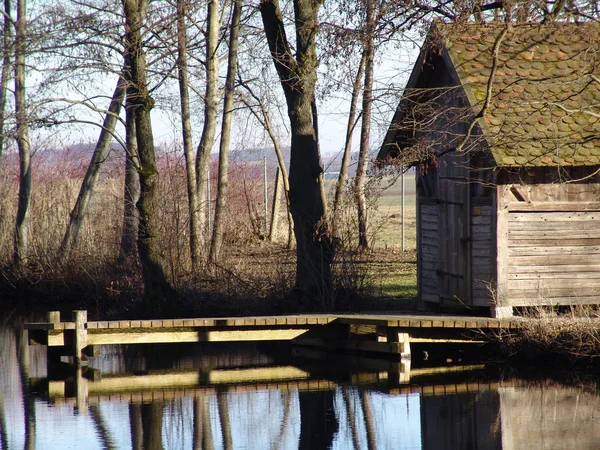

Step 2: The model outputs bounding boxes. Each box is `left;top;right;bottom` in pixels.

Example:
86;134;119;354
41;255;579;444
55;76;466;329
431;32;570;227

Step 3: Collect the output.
471;205;496;307
419;201;439;303
506;208;600;306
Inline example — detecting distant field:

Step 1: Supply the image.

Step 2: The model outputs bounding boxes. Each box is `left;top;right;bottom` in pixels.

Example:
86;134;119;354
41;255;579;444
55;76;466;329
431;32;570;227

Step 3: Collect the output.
372;174;416;251
322;174;418;301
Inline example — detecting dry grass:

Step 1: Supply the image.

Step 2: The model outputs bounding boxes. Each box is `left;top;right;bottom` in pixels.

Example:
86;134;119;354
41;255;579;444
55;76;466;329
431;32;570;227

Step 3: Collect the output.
493;306;600;363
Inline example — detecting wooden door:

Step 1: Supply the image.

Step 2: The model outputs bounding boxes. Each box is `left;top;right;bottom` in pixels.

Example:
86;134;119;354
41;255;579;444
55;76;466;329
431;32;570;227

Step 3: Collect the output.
437;157;471;306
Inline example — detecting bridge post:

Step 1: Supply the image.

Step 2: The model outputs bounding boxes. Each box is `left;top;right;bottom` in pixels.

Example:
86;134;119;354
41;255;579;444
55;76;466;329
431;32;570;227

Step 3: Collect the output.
386;329;411;360
72;310;88;364
47;311;60;324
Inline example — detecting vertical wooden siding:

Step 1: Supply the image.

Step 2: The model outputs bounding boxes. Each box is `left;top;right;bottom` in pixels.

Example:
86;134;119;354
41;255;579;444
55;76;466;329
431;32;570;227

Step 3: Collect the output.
471;205;496;307
420;201;439;303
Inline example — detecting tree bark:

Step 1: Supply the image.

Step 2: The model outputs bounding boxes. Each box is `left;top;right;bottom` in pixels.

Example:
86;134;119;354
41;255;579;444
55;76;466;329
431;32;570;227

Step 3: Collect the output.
13;0;31;269
260;0;333;306
355;0;375;250
176;0;201;271
59;76;126;263
119;93;140;260
210;0;242;264
0;0;12;175
196;0;220;251
123;0;173;302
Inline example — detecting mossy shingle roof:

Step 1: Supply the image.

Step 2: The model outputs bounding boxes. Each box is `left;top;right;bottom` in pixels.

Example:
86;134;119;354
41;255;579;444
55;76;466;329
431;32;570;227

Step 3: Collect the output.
439;22;600;166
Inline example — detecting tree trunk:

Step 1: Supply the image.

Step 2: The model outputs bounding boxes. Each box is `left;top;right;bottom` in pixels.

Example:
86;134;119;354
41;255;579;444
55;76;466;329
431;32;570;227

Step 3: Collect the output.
176;0;201;271
123;0;173;302
119;94;140;260
195;0;220;251
260;0;333;306
269;167;282;242
332;52;365;237
210;0;241;264
355;0;375;250
59;76;126;263
13;0;31;269
0;0;12;175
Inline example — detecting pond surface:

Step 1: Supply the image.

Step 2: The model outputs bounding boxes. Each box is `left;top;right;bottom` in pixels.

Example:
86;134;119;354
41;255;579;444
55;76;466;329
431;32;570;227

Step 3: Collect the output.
2;322;600;449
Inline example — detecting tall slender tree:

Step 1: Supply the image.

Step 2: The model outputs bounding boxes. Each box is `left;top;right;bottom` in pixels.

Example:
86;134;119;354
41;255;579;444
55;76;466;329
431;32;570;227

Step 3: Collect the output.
210;0;242;264
355;0;376;249
176;0;201;271
196;0;220;251
13;0;31;269
0;0;12;175
58;76;126;263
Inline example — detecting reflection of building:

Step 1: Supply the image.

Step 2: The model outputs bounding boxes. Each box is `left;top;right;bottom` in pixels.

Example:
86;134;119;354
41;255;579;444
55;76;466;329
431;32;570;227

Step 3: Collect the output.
498;386;600;450
420;385;600;450
421;390;502;450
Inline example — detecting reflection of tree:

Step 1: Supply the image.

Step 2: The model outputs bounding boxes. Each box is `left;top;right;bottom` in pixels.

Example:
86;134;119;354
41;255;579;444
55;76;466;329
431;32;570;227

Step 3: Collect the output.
360;391;377;450
15;327;35;450
342;388;361;450
89;405;117;450
299;391;338;450
273;392;293;450
142;403;164;450
129;401;165;450
130;403;143;450
217;390;233;450
194;393;215;450
0;392;7;450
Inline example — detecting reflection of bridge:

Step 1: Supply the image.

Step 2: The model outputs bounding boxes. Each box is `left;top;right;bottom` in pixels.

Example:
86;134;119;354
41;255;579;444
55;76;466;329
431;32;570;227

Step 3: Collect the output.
33;359;504;413
25;310;520;365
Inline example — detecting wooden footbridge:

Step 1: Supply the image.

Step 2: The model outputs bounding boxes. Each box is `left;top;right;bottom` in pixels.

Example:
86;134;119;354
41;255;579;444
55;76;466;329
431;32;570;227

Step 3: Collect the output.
25;310;522;365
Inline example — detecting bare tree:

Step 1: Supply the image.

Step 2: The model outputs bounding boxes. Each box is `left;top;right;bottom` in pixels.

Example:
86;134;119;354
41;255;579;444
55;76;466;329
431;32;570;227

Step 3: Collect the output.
58;76;126;263
123;0;173;301
260;0;334;306
210;0;242;264
176;0;201;271
196;0;220;252
332;52;365;238
12;0;31;268
355;0;376;249
0;0;12;175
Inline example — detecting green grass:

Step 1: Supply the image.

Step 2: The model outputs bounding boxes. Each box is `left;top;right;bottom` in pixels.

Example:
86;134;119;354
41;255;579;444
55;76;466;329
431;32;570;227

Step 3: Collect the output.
366;175;418;303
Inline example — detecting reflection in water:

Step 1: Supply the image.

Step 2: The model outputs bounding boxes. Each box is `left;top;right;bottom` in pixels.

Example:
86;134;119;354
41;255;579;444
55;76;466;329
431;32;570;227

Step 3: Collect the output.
3;321;600;449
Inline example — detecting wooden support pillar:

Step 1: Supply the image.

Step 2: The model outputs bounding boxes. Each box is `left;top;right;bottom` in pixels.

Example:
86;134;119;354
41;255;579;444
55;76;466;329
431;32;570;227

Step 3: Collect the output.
387;359;412;386
72;310;88;364
48;311;60;324
385;329;411;360
46;311;62;374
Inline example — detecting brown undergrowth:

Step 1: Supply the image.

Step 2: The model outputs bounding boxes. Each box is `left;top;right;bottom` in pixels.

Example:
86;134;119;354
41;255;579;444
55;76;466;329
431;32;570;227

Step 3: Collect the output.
0;243;417;320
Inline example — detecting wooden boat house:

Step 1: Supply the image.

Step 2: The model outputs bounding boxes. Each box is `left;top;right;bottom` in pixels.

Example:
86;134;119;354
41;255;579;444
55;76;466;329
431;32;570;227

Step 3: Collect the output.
378;23;600;317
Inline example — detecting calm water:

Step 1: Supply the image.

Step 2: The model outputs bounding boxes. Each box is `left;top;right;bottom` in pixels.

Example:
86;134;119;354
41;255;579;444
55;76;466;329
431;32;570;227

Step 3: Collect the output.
2;323;600;449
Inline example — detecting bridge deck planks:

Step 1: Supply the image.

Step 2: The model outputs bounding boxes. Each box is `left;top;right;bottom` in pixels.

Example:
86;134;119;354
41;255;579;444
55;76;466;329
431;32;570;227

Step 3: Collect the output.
27;313;522;332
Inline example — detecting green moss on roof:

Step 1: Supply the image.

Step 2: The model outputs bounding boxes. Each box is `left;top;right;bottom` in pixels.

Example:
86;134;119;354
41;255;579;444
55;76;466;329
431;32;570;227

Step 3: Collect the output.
438;22;600;167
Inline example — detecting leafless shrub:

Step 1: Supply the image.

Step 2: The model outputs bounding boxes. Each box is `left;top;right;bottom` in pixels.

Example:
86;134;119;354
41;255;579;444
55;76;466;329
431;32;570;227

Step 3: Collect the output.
492;305;600;362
